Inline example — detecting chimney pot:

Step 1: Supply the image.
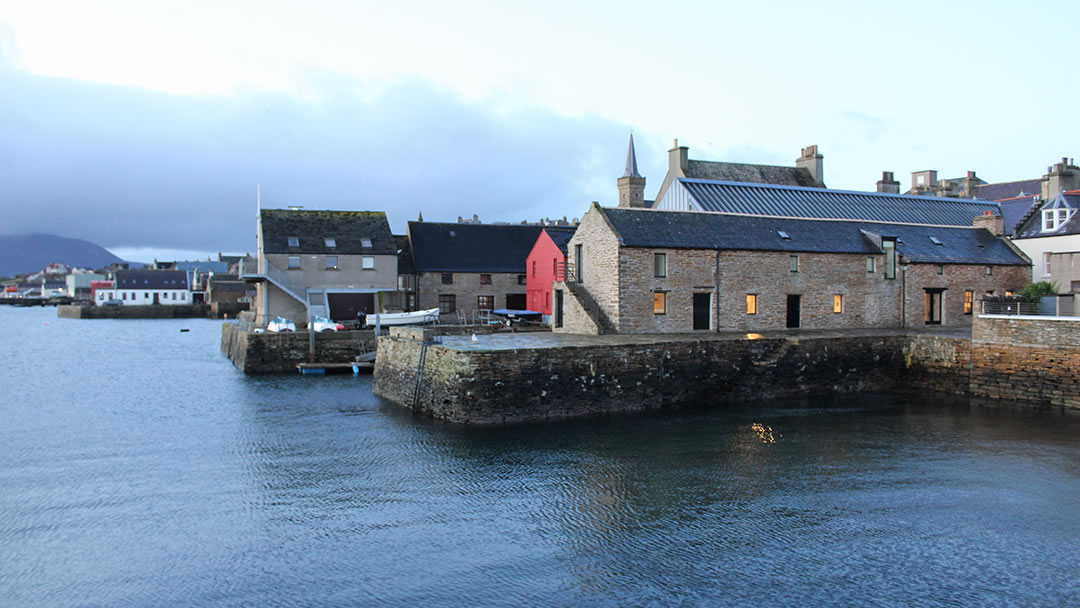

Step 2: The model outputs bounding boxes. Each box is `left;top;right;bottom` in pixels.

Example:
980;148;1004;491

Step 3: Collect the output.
967;171;976;179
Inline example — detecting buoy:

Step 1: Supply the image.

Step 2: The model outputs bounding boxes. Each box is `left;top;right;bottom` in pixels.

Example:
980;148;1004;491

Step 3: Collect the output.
180;328;190;332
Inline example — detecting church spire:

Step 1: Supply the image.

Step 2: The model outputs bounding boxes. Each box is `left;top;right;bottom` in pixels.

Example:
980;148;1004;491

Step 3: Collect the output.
623;133;641;178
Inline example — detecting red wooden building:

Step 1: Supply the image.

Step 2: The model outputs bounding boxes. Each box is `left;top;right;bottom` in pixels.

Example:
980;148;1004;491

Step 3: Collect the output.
525;227;575;321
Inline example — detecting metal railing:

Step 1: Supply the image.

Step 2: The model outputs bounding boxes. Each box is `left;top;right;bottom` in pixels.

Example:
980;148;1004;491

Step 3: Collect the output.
981;298;1078;317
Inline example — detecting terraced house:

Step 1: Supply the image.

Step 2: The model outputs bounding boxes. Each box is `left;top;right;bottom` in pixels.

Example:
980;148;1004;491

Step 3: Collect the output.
246;209;397;327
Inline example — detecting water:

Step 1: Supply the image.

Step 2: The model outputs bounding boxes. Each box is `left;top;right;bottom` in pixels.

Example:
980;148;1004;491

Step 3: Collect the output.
2;306;1079;607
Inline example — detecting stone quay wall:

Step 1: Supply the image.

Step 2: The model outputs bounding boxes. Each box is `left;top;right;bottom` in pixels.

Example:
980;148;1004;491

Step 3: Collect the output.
58;304;211;319
374;333;982;425
221;324;378;374
970;315;1080;409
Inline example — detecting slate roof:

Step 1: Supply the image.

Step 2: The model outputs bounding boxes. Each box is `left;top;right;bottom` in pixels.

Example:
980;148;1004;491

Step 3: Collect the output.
973;179;1043;201
686;161;821;187
998;195;1040;236
680;179;999;226
1014;192;1080;239
408;222;556;273
544;227;577;255
602;208;1028;266
115;270;190;289
260;209;395;255
174;261;230;273
395;235;416;275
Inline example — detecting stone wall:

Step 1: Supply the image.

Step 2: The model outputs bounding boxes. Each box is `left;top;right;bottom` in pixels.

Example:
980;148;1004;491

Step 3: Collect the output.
416;271;527;321
900;335;972;395
970;315;1080;408
374;333;940;424
618;247;716;333
901;263;1028;328
551;282;600;334
58;304;210;319
561;205;622;327
221;324;378;374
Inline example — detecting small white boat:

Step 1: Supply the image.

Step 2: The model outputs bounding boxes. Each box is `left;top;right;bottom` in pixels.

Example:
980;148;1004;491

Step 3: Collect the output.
365;308;440;327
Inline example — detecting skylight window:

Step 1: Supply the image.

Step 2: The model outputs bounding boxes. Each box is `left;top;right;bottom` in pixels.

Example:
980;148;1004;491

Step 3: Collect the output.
929;236;943;246
777;230;791;240
361;238;373;248
288;237;299;247
325;238;336;248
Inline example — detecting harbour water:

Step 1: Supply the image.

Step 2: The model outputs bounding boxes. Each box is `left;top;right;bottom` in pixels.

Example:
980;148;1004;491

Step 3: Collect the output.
2;306;1078;607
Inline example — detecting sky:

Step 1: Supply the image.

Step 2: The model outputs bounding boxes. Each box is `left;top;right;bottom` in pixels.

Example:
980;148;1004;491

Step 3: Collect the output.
1;0;1077;262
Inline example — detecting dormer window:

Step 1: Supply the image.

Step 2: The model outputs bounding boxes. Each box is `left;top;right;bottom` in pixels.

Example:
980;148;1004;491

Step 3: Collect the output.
361;238;373;248
325;238;336;248
777;230;791;240
288;237;299;248
1043;208;1074;232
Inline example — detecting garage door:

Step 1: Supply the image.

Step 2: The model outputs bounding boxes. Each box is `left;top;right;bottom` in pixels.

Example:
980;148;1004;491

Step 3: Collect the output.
328;293;375;321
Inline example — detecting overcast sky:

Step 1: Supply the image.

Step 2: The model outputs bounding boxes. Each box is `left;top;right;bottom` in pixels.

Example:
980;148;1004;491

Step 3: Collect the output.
1;1;1077;262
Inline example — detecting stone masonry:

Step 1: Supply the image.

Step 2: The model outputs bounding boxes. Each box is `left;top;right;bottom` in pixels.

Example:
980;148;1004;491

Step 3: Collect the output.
970;315;1080;408
416;271;527;321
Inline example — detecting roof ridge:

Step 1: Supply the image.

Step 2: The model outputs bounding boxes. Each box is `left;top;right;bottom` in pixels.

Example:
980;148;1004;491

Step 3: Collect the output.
605;206;981;229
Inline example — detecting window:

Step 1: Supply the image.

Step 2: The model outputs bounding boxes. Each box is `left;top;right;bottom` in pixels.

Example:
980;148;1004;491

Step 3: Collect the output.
575;244;583;283
325;238;336;248
480;274;492;285
180;292;186;300
477;295;494;310
929;236;943;246
172;292;177;300
288;236;299;247
777;230;791;240
937;265;944;275
122;292;127;300
746;294;757;315
532;261;536;277
653;291;666;315
438;294;456;313
654;253;667;278
517;275;527;285
866;257;876;273
144;292;149;299
833;294;843;313
441;273;453;285
362;256;375;270
98;292;104;300
361;238;372;248
325;256;339;270
986;266;993;276
964;290;974;315
288;256;301;269
1005;290;1014;296
789;255;799;273
1043;208;1074;232
1044;252;1052;276
883;239;897;279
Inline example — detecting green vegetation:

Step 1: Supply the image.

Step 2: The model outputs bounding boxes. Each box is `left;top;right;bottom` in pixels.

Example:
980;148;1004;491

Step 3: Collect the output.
1019;281;1059;303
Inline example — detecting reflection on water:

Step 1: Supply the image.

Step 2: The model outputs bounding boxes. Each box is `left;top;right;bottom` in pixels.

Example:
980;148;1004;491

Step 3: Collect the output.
1;307;1079;607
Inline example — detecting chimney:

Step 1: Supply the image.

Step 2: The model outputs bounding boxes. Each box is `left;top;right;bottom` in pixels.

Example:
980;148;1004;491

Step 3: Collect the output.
876;171;900;194
911;170;938;192
795;145;824;186
973;211;1004;236
668;138;689;176
1042;156;1080;199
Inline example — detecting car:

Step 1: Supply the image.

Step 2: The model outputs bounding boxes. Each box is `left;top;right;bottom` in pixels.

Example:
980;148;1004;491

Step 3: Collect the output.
312;316;340;332
266;317;296;333
103;299;123;306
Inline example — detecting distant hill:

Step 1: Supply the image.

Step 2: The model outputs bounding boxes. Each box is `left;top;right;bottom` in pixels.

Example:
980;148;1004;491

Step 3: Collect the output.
0;233;128;277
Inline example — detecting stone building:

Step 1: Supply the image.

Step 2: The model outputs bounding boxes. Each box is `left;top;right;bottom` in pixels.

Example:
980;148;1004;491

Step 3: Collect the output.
553;206;1029;334
407;221;573;321
244;209;398;327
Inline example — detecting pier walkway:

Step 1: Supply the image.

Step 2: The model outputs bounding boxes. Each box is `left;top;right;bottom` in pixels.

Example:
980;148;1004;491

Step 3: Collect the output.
437;325;972;352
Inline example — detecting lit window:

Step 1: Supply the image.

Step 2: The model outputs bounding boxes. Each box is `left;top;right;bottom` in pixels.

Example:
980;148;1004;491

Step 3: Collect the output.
790;255;799;273
325;238;336;248
833;294;843;313
478;295;494;310
866;257;876;273
361;238;373;248
362;256;375;270
288;256;300;269
480;274;492;285
1005;290;1014;296
746;294;757;315
964;290;973;315
654;253;667;278
653;291;666;315
288;237;299;247
442;273;453;285
326;256;338;270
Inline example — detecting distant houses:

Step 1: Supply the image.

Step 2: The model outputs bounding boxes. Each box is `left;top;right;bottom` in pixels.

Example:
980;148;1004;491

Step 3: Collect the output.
94;270;191;305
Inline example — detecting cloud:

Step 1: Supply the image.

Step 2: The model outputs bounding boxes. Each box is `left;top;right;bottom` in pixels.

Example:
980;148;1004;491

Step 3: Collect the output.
0;66;640;252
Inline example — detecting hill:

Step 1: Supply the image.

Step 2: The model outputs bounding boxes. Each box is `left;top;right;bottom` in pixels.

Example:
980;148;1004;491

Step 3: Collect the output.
0;233;127;277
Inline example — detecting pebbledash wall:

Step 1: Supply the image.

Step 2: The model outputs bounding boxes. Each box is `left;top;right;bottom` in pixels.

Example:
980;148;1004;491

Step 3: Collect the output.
373;314;1077;424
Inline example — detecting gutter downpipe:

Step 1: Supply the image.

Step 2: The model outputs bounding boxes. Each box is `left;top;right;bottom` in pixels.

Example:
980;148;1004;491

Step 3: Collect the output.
900;264;907;328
